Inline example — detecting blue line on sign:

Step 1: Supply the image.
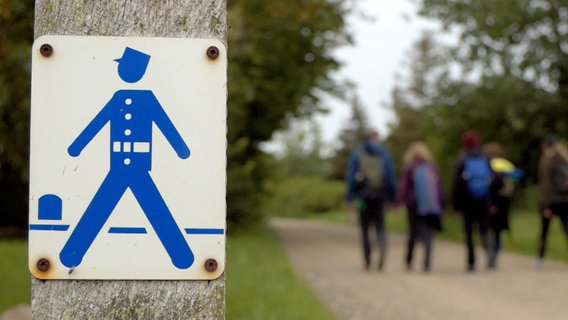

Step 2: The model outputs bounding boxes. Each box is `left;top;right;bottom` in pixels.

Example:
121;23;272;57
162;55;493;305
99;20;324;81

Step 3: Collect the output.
108;227;147;234
29;224;70;231
185;228;225;235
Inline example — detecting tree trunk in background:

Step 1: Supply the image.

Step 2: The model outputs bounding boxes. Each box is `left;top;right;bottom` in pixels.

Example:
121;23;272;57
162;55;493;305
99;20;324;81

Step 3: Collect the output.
32;1;226;319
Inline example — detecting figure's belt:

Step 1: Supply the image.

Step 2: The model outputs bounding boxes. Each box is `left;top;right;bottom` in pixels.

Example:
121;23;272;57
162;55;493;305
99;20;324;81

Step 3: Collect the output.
112;142;150;153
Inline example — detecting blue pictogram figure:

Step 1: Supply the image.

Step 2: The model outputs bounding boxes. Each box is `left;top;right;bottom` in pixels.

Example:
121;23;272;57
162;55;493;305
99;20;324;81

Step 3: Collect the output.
59;47;194;269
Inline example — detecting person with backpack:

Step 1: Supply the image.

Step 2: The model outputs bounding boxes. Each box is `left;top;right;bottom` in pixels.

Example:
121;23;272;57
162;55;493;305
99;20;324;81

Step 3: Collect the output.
452;131;494;272
397;141;444;272
534;134;568;268
482;142;523;269
345;129;396;271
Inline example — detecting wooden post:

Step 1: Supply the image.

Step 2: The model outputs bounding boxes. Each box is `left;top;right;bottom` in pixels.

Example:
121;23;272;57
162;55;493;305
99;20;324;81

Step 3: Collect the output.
31;1;226;319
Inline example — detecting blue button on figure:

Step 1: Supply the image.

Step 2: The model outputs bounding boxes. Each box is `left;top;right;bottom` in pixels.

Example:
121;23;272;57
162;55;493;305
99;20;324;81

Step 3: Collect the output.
59;47;194;269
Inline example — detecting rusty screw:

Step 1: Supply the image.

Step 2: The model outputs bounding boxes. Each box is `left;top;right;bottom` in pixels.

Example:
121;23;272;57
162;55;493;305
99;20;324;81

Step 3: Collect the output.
204;258;218;272
37;258;50;272
206;46;219;60
40;44;53;57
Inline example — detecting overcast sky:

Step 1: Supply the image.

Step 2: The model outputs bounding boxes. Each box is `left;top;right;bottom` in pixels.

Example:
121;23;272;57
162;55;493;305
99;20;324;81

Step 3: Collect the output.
315;0;441;146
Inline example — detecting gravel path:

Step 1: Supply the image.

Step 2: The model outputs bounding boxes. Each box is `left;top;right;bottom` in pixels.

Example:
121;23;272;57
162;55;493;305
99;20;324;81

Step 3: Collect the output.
270;218;568;320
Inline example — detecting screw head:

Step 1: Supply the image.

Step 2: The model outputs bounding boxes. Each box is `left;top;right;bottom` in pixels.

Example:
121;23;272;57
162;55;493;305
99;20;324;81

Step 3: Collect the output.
37;258;50;272
206;46;219;60
39;43;53;58
40;44;53;57
204;258;218;272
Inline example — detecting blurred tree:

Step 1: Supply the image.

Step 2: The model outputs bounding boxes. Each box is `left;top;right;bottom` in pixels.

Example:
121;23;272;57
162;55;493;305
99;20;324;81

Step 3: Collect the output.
261;120;341;220
414;0;567;182
0;0;34;229
271;119;332;177
226;0;353;227
417;0;568;131
384;32;450;168
384;88;427;168
330;92;369;180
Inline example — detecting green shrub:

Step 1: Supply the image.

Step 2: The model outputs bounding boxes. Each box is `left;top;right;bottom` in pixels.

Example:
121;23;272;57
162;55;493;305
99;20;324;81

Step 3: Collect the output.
263;175;345;217
511;185;539;210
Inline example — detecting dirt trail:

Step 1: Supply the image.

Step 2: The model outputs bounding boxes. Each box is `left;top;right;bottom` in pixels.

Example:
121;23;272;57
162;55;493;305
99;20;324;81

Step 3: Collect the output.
270;218;568;320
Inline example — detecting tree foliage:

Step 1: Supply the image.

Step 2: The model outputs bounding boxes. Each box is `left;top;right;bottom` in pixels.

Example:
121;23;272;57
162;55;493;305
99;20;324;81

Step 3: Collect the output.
417;0;568;120
384;32;450;167
383;0;568;186
419;0;568;92
0;0;34;228
270;119;332;177
226;0;353;227
330;93;370;180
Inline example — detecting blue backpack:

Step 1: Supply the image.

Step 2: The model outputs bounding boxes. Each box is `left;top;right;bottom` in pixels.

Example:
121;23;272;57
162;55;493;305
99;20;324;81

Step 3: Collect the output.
463;155;492;198
413;163;443;216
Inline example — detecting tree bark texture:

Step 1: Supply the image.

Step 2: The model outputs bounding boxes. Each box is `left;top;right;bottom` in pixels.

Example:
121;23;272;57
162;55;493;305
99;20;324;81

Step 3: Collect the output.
32;1;226;319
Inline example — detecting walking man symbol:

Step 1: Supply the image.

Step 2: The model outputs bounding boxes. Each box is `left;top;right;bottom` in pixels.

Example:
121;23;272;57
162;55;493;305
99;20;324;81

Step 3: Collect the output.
59;47;194;269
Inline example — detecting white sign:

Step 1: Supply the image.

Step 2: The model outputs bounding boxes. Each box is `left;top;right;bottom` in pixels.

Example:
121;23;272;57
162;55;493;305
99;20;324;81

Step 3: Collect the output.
29;36;226;280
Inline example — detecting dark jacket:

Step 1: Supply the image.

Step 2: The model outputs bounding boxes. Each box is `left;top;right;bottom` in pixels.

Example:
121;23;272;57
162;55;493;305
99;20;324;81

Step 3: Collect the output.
345;142;396;203
488;170;512;231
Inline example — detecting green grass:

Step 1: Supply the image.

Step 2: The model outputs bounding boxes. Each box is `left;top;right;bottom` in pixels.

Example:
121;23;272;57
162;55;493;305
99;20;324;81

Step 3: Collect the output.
226;226;337;319
502;211;568;262
0;239;30;312
307;208;568;263
0;228;337;319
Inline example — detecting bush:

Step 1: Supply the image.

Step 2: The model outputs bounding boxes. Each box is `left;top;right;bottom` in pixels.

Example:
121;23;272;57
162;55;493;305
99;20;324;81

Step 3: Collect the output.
511;185;539;210
263;175;345;217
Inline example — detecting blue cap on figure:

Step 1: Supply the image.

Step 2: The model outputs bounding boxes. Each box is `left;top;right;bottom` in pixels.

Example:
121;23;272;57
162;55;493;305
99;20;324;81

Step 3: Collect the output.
114;47;151;83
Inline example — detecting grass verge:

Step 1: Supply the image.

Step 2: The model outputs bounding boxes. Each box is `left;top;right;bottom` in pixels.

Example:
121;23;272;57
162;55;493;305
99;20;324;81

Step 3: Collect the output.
1;227;337;319
226;225;337;319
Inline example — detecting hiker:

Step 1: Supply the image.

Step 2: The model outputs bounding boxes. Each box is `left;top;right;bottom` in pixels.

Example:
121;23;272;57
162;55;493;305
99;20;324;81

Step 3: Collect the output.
397;141;444;272
452;131;494;272
482;142;523;269
345;129;396;271
534;134;568;268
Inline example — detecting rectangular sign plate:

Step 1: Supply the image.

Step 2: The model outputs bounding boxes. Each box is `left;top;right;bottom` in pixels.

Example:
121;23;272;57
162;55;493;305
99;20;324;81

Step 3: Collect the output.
29;35;226;280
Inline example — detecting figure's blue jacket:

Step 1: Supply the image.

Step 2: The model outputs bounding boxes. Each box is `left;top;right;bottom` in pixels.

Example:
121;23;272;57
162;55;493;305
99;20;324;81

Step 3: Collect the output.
345;142;396;203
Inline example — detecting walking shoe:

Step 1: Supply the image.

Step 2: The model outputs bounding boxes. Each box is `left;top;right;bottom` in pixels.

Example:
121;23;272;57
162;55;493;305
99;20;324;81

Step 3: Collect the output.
488;250;498;269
